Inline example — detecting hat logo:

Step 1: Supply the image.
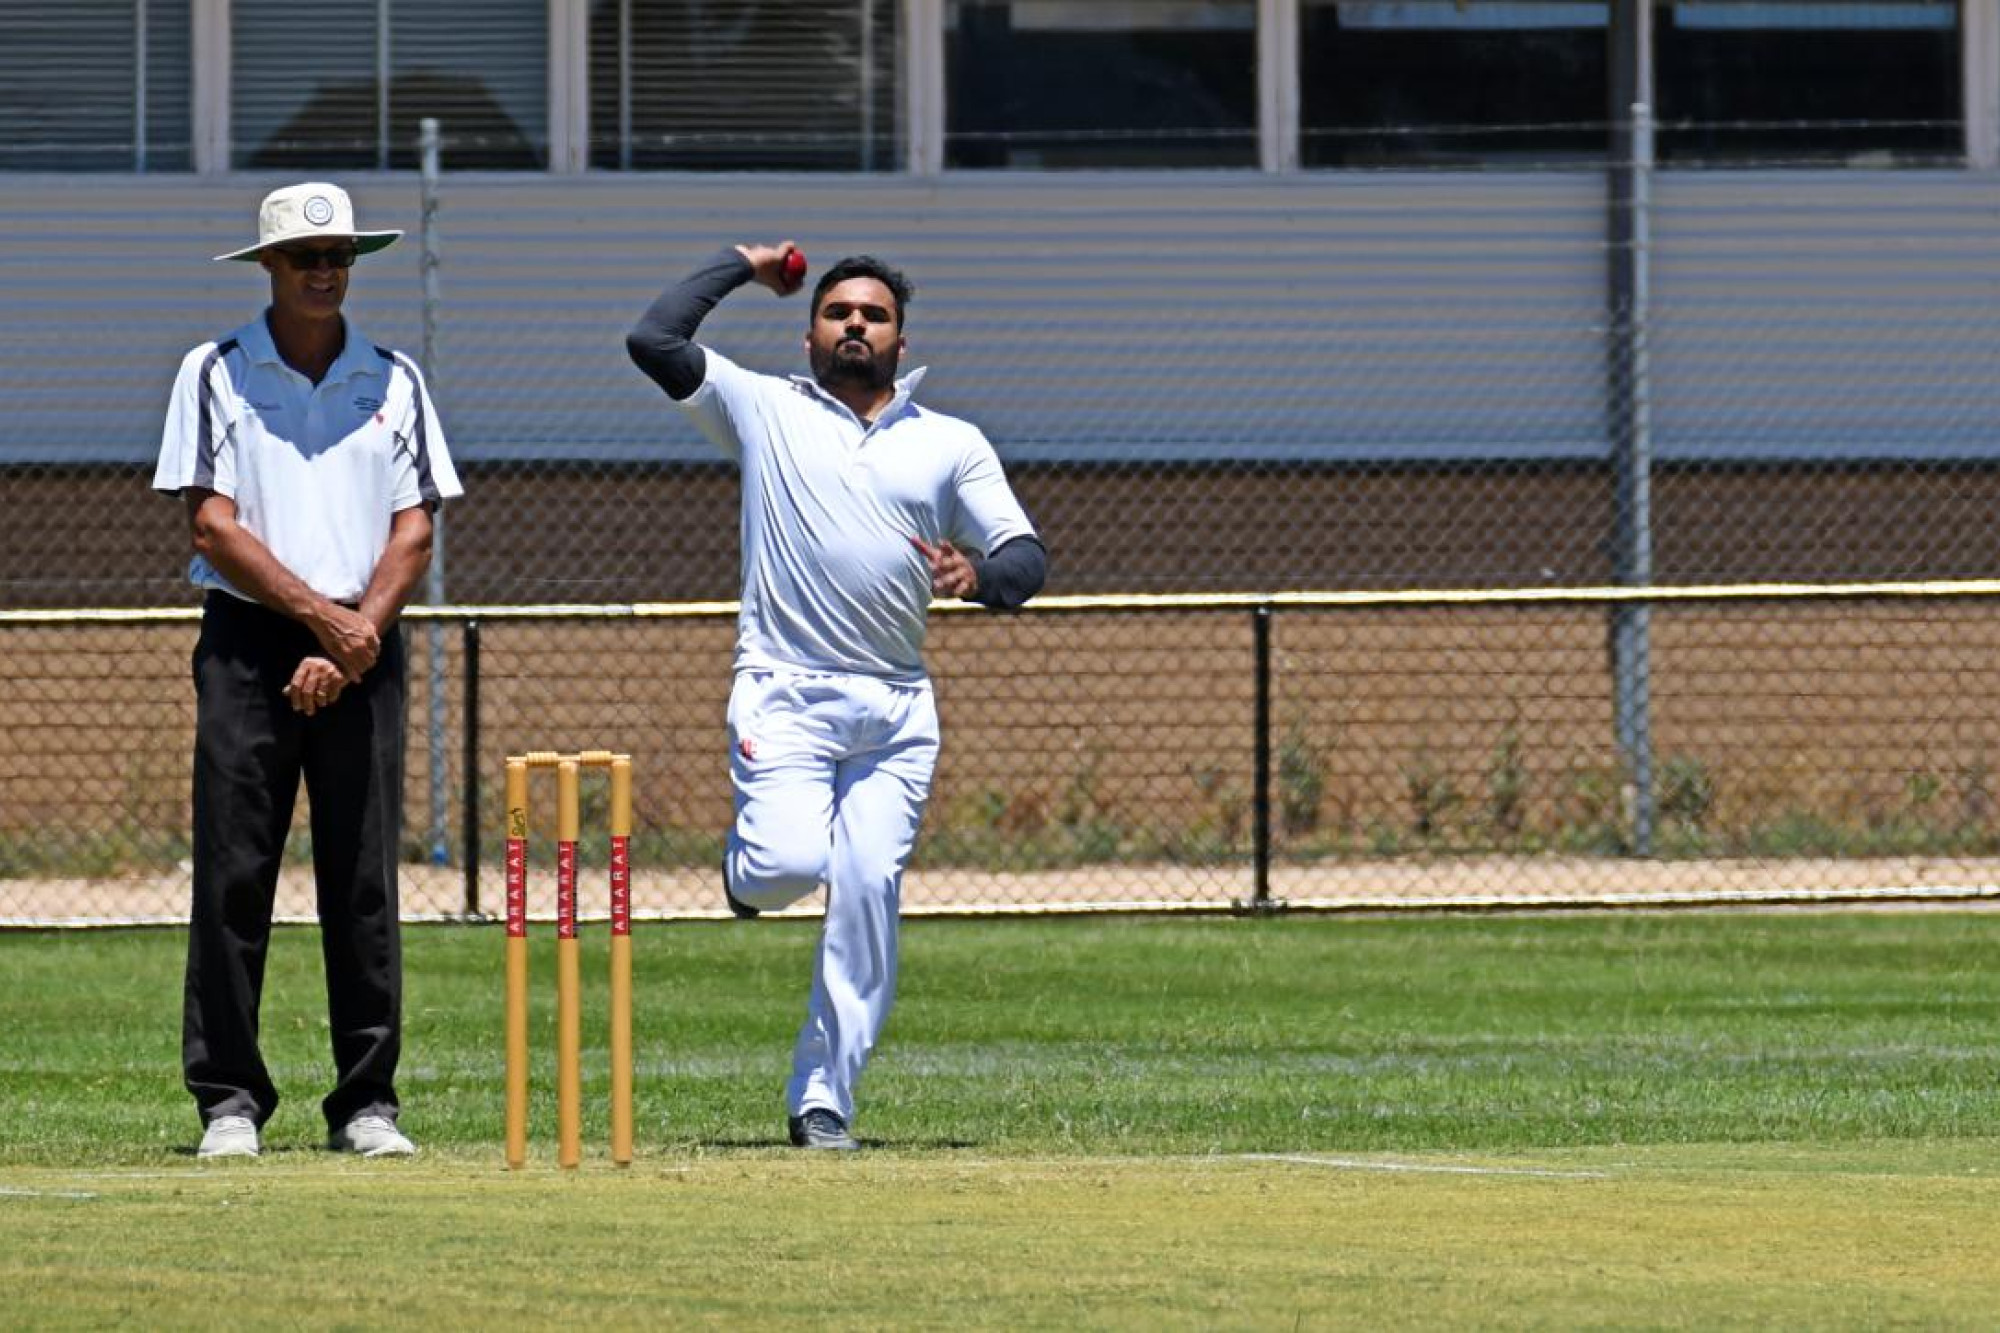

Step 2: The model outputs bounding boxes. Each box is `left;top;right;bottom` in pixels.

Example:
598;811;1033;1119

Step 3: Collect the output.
302;195;336;226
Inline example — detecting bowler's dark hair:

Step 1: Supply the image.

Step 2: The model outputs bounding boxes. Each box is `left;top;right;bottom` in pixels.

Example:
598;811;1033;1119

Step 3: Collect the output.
811;255;914;328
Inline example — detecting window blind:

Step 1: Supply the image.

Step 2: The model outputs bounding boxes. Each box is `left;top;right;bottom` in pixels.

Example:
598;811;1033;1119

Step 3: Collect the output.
590;0;902;171
233;0;545;170
390;0;546;168
0;0;190;171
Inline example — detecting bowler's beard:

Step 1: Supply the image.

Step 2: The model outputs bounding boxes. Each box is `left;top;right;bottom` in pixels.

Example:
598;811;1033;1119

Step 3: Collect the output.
811;336;899;393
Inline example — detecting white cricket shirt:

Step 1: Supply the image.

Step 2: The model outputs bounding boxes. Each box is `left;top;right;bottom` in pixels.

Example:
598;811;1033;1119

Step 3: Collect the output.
153;312;462;602
681;349;1036;681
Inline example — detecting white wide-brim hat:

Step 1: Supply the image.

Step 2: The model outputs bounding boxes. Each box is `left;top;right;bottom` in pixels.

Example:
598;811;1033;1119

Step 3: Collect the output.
213;181;402;262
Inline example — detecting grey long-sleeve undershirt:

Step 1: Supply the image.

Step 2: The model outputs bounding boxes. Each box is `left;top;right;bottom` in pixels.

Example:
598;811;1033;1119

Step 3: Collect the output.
625;246;752;401
965;533;1047;611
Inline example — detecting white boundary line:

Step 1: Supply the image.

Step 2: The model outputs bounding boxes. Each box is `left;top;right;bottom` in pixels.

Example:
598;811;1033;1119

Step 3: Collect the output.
1240;1153;1609;1179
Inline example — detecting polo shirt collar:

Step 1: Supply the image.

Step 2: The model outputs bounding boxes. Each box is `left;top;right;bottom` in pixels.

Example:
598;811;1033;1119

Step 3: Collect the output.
789;365;930;427
239;310;383;386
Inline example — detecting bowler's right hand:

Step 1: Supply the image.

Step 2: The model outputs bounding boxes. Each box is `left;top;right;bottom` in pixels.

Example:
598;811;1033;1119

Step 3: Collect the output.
736;242;807;297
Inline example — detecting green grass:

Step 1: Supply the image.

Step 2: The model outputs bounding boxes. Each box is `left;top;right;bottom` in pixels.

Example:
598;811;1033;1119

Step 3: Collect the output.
2;913;1998;1326
5;1147;1998;1329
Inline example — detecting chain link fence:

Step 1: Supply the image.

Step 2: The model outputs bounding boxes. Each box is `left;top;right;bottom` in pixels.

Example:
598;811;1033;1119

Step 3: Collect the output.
6;130;2000;923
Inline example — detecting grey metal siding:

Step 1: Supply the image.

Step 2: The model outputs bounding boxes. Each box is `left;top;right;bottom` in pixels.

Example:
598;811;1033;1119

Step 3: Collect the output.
1650;172;2000;462
4;171;1997;466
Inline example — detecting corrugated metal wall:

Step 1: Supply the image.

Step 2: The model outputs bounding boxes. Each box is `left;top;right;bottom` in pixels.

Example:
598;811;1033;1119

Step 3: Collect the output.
4;172;1599;464
1650;172;2000;461
8;170;2000;468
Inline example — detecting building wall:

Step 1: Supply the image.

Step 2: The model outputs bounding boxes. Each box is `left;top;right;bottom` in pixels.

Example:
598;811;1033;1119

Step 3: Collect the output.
8;170;2000;607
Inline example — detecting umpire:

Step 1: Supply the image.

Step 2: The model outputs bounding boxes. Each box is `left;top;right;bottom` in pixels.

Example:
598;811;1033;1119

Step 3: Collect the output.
152;182;461;1159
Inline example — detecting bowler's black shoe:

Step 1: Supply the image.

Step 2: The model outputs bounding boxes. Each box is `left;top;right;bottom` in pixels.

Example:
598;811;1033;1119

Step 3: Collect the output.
788;1108;859;1151
721;853;759;919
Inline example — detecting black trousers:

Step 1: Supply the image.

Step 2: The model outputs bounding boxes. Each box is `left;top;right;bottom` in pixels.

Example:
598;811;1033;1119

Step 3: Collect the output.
182;591;406;1133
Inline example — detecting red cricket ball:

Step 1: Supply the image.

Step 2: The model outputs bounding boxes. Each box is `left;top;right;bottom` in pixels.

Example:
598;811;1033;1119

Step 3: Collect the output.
782;249;808;286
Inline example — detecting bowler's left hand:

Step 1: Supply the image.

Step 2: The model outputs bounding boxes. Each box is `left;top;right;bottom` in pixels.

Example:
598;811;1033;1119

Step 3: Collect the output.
914;537;978;599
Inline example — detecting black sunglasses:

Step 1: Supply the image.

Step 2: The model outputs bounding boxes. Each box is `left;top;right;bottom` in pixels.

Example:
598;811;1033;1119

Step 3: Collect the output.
274;244;359;271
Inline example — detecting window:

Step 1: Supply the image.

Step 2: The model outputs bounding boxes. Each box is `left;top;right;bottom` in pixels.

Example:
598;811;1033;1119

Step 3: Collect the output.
0;0;190;171
1656;1;1960;165
233;0;547;170
0;1;1978;177
591;0;903;170
945;0;1258;168
1299;1;1608;168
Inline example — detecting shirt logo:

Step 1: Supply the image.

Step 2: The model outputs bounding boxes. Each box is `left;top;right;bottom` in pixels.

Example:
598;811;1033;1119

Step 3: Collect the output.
354;395;384;412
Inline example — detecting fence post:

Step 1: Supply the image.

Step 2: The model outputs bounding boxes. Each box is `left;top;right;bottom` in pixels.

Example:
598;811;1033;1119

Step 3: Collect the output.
419;116;452;867
1609;11;1657;856
462;617;481;916
1610;102;1656;857
1247;604;1274;911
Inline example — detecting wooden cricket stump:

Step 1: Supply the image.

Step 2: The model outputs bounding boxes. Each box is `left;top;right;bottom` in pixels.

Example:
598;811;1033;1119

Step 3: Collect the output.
504;750;633;1169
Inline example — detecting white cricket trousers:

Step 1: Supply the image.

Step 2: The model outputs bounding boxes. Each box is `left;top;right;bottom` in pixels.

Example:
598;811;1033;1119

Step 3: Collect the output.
723;669;939;1124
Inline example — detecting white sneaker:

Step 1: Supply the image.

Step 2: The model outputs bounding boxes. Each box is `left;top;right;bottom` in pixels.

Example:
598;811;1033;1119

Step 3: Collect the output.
329;1113;416;1157
197;1115;260;1159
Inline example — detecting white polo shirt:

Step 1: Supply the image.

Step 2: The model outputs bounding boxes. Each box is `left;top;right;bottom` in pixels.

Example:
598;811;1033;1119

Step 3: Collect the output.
153;312;462;603
681;349;1036;682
